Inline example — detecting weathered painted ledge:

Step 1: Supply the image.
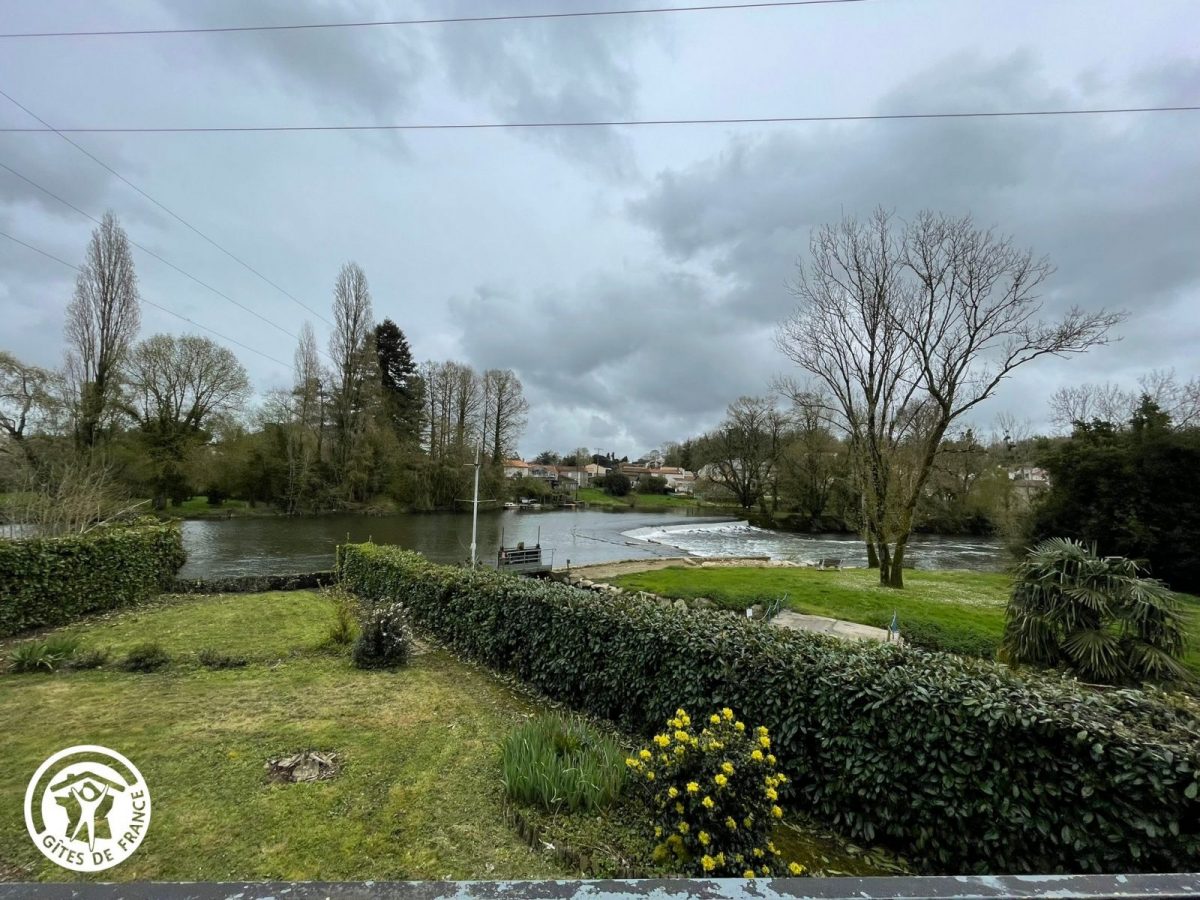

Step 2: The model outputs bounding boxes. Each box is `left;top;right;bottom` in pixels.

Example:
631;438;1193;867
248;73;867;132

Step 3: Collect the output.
2;874;1199;900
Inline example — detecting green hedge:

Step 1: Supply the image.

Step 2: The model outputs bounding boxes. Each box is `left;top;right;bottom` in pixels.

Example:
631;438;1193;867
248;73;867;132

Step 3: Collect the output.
0;522;185;635
337;543;1200;874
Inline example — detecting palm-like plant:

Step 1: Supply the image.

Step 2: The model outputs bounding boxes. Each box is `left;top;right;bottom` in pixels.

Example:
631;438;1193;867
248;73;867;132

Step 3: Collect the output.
1003;537;1188;684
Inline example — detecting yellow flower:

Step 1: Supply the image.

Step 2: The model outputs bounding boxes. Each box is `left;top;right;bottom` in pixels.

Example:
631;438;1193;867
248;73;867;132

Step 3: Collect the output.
722;707;734;720
675;802;685;814
721;761;735;775
639;749;652;761
668;786;679;799
734;721;745;732
772;805;783;819
645;771;655;781
675;745;686;757
725;816;737;830
715;774;728;787
750;749;764;762
674;730;690;743
767;754;777;766
744;815;753;828
760;865;771;876
660;754;669;765
768;840;778;853
789;862;805;875
670;718;682;729
654;734;671;748
753;847;764;858
698;831;710;846
686;781;699;793
702;795;715;809
776;772;787;783
756;725;768;737
759;735;771;748
678;821;690;834
715;853;725;867
710;714;721;725
654;825;663;837
680;713;691;726
625;758;640;768
700;854;716;872
690;737;699;748
765;787;778;801
744;870;756;879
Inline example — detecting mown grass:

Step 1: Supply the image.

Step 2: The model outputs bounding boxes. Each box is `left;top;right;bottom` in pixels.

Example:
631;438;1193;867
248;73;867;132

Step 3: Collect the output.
0;591;571;882
607;566;1200;674
576;488;707;511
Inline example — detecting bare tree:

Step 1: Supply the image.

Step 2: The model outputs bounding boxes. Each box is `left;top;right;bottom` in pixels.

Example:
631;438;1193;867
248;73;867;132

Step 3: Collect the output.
481;368;529;464
1050;369;1200;431
280;323;324;512
0;352;57;464
328;263;377;492
64;211;141;448
777;209;1123;587
698;396;788;511
122;333;250;506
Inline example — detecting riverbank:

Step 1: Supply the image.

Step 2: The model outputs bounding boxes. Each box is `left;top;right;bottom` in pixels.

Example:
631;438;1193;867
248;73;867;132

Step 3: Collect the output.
600;563;1200;675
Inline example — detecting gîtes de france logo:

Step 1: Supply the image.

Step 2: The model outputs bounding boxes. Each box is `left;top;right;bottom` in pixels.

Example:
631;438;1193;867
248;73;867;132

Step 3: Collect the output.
24;745;151;872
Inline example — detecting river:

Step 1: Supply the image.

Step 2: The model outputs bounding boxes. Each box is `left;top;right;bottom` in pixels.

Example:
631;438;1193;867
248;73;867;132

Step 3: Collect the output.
179;509;1008;579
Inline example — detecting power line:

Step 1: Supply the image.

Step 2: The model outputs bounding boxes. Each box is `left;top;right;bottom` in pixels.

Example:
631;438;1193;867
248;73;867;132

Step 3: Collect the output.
0;86;333;326
0;105;1196;133
0;227;292;368
0;1;867;39
0;158;304;344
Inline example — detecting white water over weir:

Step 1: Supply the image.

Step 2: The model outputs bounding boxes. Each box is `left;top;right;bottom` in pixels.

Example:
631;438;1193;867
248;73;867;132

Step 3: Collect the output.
621;520;1008;571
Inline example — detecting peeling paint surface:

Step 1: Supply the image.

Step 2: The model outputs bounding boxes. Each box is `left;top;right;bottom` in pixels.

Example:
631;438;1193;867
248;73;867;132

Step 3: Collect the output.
2;876;1200;900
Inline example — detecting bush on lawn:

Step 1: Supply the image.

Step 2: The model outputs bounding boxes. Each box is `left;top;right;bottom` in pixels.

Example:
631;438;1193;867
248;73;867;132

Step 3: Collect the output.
66;647;110;670
198;648;248;669
352;601;412;669
0;521;185;636
501;713;627;814
337;543;1200;874
637;707;805;878
121;642;170;672
7;635;81;673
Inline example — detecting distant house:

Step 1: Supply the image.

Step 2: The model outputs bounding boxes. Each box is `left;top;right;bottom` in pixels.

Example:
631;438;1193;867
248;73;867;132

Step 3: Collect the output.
555;463;608;489
620;463;695;493
503;459;531;479
1008;466;1050;484
528;464;558;483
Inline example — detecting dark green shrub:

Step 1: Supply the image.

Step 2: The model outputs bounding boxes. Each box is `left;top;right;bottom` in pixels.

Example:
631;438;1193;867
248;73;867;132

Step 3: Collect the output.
337;543;1200;875
66;648;110;670
901;619;998;659
120;642;170;672
0;522;185;636
501;713;627;814
1004;538;1188;684
7;635;80;673
197;648;247;669
351;602;411;669
637;707;806;878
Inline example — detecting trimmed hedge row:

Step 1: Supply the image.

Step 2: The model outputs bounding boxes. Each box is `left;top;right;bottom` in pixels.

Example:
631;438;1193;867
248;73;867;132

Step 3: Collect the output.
337;543;1200;874
0;522;185;635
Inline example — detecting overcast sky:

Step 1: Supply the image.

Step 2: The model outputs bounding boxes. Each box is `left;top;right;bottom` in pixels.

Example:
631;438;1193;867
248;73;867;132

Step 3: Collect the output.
1;0;1196;458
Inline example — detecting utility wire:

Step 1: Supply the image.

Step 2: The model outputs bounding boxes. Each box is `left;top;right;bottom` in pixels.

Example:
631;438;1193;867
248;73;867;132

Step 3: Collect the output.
0;158;303;344
1;106;1195;133
0;1;867;38
0;227;292;368
0;86;333;326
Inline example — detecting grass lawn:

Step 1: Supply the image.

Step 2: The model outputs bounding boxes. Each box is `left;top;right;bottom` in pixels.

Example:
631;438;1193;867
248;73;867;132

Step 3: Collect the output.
576;488;710;511
0;590;905;882
161;496;262;518
607;565;1200;674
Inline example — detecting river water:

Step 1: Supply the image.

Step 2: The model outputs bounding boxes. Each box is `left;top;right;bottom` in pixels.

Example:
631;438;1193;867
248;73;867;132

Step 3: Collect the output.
179;509;1007;579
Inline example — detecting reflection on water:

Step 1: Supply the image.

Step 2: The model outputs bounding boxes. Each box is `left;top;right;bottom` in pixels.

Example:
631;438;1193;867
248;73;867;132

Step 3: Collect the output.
180;509;1007;579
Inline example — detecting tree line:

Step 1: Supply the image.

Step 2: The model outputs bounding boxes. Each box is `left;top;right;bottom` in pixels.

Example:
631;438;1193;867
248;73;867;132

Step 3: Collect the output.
0;213;530;528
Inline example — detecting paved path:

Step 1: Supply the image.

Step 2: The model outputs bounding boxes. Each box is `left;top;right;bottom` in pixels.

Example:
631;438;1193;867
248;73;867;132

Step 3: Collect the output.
770;610;891;643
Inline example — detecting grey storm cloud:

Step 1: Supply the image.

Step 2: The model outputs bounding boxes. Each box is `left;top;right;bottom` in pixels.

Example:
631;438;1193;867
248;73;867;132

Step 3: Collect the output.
0;0;1196;455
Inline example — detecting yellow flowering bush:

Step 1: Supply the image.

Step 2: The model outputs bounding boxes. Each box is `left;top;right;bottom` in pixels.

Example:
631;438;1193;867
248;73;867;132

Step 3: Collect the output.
638;707;805;877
